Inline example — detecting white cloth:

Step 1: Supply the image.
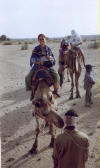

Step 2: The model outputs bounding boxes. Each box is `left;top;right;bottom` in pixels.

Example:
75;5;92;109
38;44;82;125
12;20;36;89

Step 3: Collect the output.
40;56;49;64
40;51;49;64
66;116;76;126
70;30;82;47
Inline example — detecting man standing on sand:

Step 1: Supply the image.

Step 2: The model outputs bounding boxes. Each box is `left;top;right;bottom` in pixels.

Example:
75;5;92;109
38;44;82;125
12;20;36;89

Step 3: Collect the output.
84;64;95;107
52;109;89;168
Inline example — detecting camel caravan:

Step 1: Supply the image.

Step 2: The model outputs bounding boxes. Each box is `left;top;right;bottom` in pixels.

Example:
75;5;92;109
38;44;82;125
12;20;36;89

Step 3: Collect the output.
58;38;85;99
25;31;86;154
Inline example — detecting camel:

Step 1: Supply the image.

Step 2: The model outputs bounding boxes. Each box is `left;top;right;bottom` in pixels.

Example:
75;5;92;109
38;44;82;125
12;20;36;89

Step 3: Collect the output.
29;68;64;154
58;48;71;86
58;47;85;99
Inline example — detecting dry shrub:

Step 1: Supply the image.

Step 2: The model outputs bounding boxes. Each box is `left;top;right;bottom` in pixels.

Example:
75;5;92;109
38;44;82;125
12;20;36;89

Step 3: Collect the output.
3;41;13;45
52;39;60;43
18;41;22;45
87;41;100;49
21;42;28;50
83;39;87;42
0;35;11;41
0;35;7;41
28;41;33;44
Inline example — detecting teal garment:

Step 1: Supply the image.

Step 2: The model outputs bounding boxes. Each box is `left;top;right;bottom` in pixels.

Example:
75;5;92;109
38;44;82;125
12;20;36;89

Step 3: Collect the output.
49;68;60;83
25;69;35;91
25;67;60;91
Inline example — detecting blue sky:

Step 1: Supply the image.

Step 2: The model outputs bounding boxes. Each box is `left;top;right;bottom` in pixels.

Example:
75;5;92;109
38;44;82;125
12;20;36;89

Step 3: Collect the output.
0;0;99;38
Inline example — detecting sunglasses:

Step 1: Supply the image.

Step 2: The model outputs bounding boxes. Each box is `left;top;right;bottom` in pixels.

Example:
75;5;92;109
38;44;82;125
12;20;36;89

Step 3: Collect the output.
39;38;45;41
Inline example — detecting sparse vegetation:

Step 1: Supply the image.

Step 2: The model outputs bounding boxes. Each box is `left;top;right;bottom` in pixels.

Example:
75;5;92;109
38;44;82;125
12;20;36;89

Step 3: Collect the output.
18;41;22;45
83;38;87;42
28;41;33;44
87;41;100;49
3;42;13;45
21;42;28;50
0;35;10;41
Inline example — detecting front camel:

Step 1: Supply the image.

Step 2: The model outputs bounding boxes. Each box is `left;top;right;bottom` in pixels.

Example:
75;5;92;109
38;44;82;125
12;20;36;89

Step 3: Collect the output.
29;70;64;154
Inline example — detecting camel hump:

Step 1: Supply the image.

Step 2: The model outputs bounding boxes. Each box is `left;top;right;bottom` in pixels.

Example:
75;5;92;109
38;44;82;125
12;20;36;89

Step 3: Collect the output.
32;66;54;87
48;111;64;128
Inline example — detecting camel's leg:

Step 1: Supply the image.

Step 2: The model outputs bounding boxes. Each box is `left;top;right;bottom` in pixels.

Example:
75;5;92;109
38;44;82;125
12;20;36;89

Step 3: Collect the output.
45;121;49;127
67;69;70;82
59;73;64;87
29;114;40;154
58;66;64;87
69;72;74;99
75;72;81;98
49;123;55;147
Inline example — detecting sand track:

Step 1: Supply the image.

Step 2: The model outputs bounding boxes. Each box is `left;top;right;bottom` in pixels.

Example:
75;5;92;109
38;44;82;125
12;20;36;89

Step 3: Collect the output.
0;42;99;168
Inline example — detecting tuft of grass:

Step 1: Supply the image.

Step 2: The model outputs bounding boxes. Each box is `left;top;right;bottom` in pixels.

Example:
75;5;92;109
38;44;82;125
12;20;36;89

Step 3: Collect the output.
87;41;100;49
3;42;13;45
28;41;33;44
18;41;22;45
21;43;28;50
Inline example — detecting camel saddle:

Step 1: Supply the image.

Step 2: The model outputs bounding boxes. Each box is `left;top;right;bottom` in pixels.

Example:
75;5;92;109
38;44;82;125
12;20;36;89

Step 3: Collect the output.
31;65;54;87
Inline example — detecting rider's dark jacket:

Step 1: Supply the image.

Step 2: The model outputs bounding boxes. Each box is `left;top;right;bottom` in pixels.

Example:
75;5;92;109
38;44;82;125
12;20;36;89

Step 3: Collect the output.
30;45;55;70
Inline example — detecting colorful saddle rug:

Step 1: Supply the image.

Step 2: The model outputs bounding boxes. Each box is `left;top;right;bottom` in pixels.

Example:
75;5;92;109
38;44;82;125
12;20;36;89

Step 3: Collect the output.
31;65;54;87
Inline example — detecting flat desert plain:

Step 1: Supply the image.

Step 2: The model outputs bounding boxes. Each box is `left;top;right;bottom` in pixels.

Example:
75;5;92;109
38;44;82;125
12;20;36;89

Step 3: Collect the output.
0;39;99;168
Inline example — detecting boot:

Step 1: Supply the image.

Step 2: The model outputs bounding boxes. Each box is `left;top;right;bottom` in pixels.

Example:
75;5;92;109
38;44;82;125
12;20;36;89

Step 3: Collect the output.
53;82;60;97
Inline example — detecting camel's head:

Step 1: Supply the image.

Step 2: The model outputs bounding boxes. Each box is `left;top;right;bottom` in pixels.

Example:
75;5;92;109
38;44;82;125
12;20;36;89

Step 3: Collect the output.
32;96;54;116
32;96;64;128
63;49;70;65
32;80;64;128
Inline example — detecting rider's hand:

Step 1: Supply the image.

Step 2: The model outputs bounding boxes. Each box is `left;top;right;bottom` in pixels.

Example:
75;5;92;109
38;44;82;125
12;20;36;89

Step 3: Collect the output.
46;55;50;60
35;61;41;65
46;55;54;61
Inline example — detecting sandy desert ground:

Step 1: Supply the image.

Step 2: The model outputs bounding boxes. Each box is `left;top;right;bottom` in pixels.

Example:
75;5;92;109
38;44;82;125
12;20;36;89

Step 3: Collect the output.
0;40;99;168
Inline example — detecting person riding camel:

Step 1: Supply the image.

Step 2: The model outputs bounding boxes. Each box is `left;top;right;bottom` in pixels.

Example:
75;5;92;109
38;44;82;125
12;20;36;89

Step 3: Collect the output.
26;34;60;100
59;38;70;66
70;30;85;67
58;39;70;86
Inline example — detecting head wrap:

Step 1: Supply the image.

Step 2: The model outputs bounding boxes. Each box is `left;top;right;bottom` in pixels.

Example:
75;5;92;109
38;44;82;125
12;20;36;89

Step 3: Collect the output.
70;30;82;46
85;64;92;71
65;109;78;126
71;30;79;37
61;39;69;49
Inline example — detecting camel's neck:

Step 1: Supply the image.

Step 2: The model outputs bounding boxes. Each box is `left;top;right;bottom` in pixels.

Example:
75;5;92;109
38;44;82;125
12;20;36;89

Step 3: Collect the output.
35;80;50;99
38;81;49;91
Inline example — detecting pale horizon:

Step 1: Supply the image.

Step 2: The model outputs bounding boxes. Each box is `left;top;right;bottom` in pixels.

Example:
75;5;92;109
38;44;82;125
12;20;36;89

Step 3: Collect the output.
0;0;99;38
